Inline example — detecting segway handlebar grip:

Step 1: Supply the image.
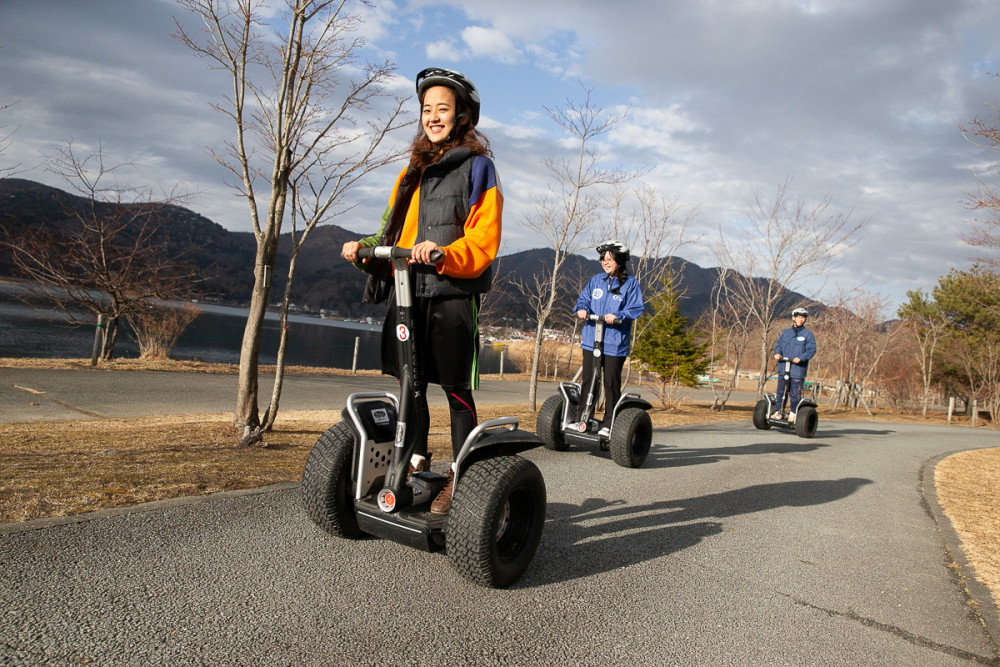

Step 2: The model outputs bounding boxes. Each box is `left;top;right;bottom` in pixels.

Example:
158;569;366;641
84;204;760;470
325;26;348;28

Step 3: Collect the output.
357;245;445;264
586;313;620;324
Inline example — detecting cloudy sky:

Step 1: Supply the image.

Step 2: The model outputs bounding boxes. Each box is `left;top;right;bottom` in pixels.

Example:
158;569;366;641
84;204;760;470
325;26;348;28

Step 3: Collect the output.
3;0;1000;312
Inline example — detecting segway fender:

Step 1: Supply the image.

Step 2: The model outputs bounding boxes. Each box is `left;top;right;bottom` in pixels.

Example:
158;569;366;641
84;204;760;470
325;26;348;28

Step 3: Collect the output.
455;418;544;476
616;396;652;413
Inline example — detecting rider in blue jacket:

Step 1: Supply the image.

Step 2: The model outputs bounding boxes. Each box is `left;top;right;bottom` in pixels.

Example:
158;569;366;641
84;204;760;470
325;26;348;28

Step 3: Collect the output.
574;240;645;436
772;307;817;422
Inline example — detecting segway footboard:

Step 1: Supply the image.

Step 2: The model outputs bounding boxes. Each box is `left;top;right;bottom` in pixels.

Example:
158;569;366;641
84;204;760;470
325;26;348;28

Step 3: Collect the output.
354;499;448;551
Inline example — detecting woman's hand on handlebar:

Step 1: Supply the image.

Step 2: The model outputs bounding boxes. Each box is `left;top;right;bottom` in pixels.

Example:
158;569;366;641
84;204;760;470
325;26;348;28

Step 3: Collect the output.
342;241;364;263
577;309;588;320
411;240;443;265
603;314;618;325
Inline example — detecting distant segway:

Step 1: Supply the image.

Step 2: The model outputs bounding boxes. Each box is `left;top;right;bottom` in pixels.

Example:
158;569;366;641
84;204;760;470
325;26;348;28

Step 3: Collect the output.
752;356;819;438
536;314;653;468
301;246;546;588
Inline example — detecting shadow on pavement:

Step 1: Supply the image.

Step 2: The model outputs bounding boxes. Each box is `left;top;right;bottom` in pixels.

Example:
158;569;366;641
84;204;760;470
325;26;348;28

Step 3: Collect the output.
526;477;872;586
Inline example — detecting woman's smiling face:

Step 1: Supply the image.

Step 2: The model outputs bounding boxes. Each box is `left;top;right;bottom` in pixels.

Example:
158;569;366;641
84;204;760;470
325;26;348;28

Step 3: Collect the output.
421;85;457;145
601;252;619;275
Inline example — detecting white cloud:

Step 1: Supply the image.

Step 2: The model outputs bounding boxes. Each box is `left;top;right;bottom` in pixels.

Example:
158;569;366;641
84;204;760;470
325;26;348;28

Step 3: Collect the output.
460;25;519;63
4;0;1000;309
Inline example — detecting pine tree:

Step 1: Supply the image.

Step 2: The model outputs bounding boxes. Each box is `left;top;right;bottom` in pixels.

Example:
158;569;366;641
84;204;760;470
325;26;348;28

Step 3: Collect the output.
632;277;712;397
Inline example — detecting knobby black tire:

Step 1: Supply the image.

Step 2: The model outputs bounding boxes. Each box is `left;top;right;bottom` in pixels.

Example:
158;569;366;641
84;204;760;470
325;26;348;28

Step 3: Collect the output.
537;394;569;451
447;456;546;588
752;399;772;430
609;407;652;468
795;406;819;439
300;422;364;538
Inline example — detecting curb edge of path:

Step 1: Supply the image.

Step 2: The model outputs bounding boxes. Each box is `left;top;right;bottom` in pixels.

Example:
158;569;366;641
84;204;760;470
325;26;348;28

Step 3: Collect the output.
921;451;1000;661
0;482;300;535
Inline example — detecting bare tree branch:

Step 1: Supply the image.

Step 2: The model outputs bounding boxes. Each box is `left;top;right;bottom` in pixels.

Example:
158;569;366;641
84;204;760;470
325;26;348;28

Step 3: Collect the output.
713;178;866;397
174;0;408;443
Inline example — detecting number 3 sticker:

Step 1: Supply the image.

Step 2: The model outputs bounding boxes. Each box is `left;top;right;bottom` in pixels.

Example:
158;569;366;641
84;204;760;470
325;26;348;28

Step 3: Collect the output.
396;324;410;341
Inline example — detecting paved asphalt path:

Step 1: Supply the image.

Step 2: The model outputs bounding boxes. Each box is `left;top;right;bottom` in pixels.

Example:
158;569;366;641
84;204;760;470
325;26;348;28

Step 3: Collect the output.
0;367;542;422
2;369;998;665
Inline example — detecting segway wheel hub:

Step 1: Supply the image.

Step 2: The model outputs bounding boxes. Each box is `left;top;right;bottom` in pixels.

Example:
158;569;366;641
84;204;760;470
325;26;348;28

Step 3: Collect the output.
378;488;396;512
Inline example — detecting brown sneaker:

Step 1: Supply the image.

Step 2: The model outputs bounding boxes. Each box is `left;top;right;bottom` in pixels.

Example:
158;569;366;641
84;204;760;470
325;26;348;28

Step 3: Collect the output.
430;470;455;515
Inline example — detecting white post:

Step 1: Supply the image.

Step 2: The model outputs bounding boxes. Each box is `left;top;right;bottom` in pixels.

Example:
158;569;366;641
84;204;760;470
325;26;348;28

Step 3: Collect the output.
90;314;104;366
352;337;360;374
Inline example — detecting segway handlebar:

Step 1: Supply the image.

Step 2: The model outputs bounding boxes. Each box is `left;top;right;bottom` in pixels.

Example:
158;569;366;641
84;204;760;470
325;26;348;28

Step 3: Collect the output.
357;245;445;263
583;313;621;324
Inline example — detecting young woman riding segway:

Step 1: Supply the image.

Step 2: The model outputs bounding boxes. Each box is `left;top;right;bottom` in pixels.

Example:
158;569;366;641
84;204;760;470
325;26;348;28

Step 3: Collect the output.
301;68;546;588
536;240;653;468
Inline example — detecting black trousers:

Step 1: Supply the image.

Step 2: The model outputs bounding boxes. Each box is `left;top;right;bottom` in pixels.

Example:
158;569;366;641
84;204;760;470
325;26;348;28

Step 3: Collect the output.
380;292;481;458
580;351;627;428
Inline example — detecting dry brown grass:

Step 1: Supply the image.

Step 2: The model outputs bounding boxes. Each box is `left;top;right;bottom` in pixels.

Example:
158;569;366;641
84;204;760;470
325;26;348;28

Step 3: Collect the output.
0;401;748;525
934;449;1000;608
2;356;997;617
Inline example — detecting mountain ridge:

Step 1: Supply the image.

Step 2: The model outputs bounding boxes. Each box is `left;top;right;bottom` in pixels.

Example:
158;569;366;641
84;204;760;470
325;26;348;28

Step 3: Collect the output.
0;178;818;327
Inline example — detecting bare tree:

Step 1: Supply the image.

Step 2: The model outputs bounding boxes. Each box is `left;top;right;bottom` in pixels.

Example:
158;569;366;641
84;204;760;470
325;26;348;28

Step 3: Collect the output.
713;178;865;397
516;88;640;410
606;183;695;383
126;302;202;359
705;266;753;410
0;142;198;362
960;75;1000;266
1;100;22;178
815;288;896;414
173;0;408;443
897;289;948;417
607;184;695;312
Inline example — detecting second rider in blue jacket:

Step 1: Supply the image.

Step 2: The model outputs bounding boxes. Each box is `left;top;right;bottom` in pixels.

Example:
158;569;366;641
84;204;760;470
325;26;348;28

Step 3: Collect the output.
574;240;645;436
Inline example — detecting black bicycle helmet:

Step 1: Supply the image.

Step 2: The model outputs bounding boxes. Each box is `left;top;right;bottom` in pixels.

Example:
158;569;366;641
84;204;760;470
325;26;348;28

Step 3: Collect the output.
596;240;630;262
791;307;809;318
415;67;481;127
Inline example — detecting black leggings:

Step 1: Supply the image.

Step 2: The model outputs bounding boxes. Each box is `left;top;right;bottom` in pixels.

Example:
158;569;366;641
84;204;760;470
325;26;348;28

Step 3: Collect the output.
581;352;627;428
382;293;481;458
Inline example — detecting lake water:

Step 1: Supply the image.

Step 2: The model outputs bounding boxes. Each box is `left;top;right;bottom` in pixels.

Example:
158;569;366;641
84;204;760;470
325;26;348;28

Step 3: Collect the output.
0;284;511;373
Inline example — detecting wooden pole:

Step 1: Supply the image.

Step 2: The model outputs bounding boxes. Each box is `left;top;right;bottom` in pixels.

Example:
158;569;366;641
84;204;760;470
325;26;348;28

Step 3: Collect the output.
351;336;360;374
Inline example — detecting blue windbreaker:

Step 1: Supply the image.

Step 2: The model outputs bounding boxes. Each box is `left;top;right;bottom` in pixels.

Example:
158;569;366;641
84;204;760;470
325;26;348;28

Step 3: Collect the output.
773;325;817;378
574;272;645;357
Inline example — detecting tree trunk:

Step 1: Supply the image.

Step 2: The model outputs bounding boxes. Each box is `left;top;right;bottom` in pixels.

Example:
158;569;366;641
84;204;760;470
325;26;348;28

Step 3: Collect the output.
260;250;301;434
527;319;546;411
235;240;278;434
101;316;120;361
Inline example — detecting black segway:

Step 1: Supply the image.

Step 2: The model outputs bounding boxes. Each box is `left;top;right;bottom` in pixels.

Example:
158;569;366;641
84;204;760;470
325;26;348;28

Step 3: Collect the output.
536;314;653;468
752;356;819;438
301;246;546;588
